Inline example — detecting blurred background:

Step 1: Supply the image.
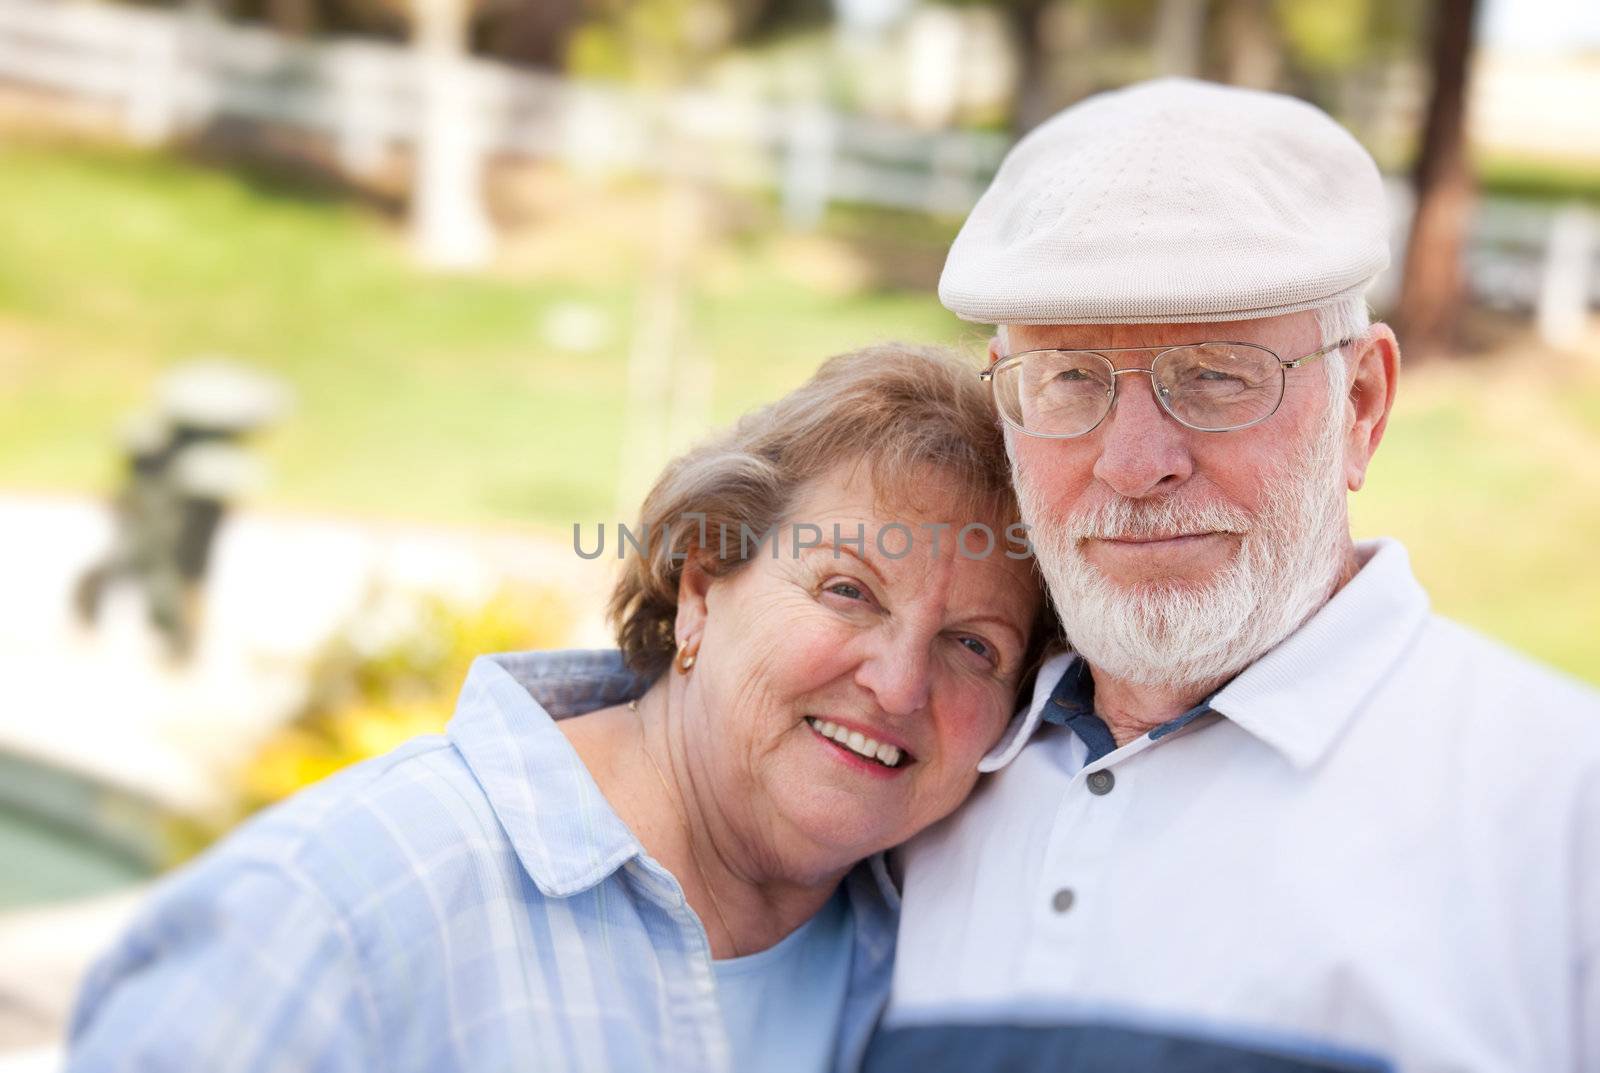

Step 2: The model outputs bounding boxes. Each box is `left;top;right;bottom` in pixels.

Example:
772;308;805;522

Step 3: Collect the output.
0;0;1597;1064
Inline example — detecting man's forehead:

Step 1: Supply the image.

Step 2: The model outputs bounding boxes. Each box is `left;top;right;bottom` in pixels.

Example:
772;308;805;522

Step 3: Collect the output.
1004;310;1321;354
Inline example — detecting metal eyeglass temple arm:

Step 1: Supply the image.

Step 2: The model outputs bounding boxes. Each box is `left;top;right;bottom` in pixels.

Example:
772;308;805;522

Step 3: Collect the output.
1281;336;1357;369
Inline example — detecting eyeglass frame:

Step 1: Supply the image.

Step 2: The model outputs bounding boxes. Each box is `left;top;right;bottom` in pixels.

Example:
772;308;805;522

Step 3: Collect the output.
979;336;1357;439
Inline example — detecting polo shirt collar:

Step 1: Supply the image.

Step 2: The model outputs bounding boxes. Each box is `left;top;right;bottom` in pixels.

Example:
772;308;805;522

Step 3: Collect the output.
446;649;657;898
980;650;1076;771
980;538;1430;772
446;648;908;933
1213;537;1430;769
1042;656;1225;763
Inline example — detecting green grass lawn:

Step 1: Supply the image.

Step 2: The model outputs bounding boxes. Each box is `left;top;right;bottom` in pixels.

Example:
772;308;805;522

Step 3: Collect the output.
0;136;961;524
1;135;1596;683
1351;362;1600;682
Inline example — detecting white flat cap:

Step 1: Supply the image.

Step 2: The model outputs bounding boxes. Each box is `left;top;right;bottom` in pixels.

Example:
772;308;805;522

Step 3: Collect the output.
940;78;1390;325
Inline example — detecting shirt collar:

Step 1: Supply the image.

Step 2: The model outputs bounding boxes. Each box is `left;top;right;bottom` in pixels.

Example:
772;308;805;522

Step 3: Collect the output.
446;649;656;898
980;538;1430;772
1212;537;1430;769
1041;659;1224;763
979;650;1076;772
446;648;907;939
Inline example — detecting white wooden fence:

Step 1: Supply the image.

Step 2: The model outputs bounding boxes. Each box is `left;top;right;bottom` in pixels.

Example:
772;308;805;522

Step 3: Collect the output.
0;0;1009;226
0;0;1593;338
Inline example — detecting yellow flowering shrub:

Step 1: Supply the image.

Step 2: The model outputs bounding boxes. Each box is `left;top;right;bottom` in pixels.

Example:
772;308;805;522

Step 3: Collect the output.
173;582;574;860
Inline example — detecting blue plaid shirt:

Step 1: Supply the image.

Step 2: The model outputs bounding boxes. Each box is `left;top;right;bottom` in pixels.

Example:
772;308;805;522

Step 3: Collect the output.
67;650;900;1072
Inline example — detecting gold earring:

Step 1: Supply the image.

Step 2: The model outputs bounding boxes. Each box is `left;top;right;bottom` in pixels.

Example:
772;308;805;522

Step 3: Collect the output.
676;643;699;674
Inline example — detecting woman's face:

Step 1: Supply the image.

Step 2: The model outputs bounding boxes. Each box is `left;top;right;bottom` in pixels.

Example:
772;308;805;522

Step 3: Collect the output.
676;462;1041;878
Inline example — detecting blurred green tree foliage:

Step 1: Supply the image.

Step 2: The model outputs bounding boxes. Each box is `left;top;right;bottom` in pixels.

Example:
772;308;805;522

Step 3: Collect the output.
566;0;829;82
932;0;1427;132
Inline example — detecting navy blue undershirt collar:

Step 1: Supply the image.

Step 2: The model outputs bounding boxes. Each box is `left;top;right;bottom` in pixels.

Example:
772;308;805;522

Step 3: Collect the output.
1040;657;1222;764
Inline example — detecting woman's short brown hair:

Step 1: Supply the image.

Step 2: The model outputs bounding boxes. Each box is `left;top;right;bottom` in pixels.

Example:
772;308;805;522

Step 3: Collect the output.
608;342;1051;679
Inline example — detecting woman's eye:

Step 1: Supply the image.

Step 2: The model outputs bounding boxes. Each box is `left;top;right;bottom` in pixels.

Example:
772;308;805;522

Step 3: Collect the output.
825;581;866;602
957;636;994;663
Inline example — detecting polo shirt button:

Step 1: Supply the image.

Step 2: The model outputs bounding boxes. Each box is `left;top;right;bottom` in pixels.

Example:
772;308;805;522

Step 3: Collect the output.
1051;888;1075;913
1087;769;1115;795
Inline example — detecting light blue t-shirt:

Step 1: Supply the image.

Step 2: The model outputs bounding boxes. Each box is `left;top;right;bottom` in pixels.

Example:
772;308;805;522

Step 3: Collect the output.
713;888;856;1073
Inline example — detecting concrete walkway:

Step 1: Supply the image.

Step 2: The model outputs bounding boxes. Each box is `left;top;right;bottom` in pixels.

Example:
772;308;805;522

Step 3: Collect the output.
0;492;613;808
0;889;144;1060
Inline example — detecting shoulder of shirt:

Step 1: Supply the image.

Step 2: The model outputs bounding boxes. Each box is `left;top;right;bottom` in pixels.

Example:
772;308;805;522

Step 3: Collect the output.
68;746;474;1060
1400;612;1600;764
1414;612;1600;712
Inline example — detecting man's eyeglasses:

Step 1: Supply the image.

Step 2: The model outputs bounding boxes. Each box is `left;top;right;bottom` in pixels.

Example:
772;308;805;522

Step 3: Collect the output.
980;338;1355;439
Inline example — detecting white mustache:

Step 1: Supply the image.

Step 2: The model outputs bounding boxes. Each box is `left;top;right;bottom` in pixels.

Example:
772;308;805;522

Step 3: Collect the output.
1064;497;1253;542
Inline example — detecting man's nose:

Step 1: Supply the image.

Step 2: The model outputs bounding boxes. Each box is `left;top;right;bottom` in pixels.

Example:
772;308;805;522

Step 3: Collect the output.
1091;371;1195;498
854;630;933;718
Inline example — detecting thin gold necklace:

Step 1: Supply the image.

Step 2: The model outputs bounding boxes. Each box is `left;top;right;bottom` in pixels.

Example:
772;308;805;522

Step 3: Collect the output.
628;698;744;958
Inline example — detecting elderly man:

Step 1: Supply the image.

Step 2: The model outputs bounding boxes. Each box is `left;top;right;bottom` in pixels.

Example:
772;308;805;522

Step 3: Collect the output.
865;79;1600;1072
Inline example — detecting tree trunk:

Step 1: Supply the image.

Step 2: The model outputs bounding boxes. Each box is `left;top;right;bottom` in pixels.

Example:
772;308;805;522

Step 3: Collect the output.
1398;0;1479;360
1217;0;1280;89
1006;0;1053;135
477;0;584;69
263;0;316;37
1153;0;1207;79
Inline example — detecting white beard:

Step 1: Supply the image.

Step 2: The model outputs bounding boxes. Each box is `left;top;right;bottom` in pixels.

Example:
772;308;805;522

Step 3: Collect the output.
1017;400;1351;691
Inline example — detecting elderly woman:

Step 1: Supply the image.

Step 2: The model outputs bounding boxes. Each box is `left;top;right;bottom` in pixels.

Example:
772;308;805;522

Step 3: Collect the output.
67;344;1049;1073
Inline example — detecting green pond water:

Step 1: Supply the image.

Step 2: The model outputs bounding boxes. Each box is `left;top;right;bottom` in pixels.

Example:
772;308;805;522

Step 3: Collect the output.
0;806;152;909
0;752;163;910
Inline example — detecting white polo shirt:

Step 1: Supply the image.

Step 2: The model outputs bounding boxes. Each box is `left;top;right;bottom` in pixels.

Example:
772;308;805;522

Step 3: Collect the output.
870;539;1600;1073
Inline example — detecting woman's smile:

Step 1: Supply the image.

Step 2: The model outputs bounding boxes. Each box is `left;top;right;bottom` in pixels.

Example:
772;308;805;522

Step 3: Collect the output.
804;715;914;774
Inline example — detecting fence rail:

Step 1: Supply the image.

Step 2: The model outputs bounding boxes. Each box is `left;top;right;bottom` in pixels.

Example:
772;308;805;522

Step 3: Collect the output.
0;0;1593;333
0;0;1010;223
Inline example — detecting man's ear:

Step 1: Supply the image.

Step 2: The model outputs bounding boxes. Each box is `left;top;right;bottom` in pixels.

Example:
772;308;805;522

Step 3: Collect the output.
987;333;1005;367
673;553;715;652
1343;323;1401;493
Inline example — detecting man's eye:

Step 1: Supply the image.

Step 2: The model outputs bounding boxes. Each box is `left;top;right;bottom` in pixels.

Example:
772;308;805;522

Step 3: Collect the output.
1056;369;1092;381
1196;369;1243;382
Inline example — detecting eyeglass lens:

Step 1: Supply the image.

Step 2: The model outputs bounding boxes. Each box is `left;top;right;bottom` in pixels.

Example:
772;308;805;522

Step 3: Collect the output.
999;344;1284;436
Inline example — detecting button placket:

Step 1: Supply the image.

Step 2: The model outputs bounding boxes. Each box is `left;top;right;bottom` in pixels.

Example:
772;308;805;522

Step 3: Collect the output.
1022;748;1148;986
1023;788;1099;984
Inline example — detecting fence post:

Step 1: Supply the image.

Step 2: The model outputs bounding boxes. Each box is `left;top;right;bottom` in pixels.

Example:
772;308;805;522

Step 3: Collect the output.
562;81;634;181
1536;202;1594;350
781;99;834;230
332;43;388;181
412;52;493;268
926;131;976;216
124;17;181;145
409;0;494;273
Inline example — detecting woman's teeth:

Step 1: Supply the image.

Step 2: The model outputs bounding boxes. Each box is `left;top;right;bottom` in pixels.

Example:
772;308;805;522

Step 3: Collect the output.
805;717;904;768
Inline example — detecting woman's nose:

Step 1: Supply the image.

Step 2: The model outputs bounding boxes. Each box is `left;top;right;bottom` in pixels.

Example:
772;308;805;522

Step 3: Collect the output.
854;632;933;718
